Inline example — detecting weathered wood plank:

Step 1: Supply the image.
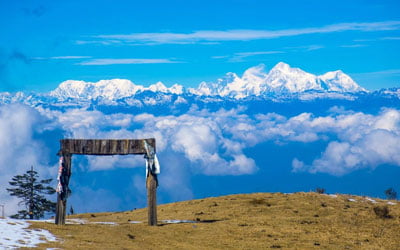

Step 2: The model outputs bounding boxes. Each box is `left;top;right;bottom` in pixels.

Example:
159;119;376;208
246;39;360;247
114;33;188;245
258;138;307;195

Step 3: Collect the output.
59;138;156;155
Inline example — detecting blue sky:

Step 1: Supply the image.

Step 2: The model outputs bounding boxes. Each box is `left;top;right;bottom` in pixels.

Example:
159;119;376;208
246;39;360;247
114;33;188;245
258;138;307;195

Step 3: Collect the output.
1;0;400;92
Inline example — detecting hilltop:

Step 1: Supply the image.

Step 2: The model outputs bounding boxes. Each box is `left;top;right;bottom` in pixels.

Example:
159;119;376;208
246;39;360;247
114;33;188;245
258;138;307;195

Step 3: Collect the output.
28;192;400;249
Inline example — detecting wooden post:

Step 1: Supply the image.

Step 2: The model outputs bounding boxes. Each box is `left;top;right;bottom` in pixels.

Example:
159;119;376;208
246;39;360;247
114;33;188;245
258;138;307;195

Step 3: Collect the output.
55;154;71;225
146;172;157;226
55;194;66;225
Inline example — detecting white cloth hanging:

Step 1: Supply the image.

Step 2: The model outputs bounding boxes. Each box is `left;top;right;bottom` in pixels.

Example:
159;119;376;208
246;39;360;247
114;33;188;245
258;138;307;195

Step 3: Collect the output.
146;154;161;177
56;156;63;193
143;140;160;177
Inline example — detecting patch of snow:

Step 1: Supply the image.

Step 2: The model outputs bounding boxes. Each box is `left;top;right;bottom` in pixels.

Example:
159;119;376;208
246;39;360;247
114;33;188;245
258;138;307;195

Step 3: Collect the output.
0;218;57;248
365;198;378;203
347;198;357;202
161;219;197;224
128;221;142;224
27;219;54;223
328;194;338;198
387;201;397;205
65;218;87;225
54;219;117;225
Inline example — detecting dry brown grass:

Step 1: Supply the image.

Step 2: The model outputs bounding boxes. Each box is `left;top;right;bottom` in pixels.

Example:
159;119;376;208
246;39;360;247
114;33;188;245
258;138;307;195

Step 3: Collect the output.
29;192;400;249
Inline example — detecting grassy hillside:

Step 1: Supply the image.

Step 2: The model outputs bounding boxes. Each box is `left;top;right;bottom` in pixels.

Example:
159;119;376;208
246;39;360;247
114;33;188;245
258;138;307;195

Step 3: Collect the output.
30;192;400;249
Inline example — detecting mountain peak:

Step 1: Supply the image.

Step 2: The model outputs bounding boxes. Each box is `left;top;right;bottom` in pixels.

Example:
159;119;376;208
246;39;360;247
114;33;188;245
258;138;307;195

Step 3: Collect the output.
318;70;366;92
266;62;320;92
149;81;168;93
272;62;291;71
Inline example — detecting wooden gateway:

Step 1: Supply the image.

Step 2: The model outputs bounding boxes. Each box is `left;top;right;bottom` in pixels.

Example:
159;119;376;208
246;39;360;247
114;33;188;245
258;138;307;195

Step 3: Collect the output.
55;138;159;226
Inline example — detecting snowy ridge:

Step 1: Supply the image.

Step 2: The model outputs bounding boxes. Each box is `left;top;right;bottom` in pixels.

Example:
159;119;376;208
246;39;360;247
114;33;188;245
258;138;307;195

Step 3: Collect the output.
0;62;387;107
48;62;365;101
50;79;184;100
319;70;363;92
188;62;366;99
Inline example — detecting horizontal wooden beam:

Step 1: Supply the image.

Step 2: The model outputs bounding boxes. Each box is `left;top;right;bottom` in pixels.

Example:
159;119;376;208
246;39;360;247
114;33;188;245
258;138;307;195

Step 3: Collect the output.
59;138;156;155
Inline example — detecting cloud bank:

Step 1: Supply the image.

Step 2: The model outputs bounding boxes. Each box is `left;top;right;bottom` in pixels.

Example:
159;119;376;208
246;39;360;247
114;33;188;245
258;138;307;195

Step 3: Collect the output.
292;108;400;175
40;105;400;177
77;58;181;65
42;107;258;176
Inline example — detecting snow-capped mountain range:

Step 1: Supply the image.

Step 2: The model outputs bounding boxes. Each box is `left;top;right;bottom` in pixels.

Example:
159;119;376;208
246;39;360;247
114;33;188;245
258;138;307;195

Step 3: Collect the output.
1;62;398;108
50;79;184;100
48;62;365;101
188;62;364;98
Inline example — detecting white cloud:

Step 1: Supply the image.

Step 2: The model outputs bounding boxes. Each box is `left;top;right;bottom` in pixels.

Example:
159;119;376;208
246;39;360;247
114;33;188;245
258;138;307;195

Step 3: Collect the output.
77;58;181;65
211;55;229;59
33;56;92;60
295;130;400;176
157;108;400;176
44;107;259;176
234;51;284;57
291;158;305;172
340;44;367;48
51;56;92;59
85;155;144;171
284;45;325;51
352;69;400;78
157;153;193;202
292;108;400;175
227;51;284;62
83;21;400;45
130;109;258;175
173;124;217;160
51;107;400;177
381;36;400;40
0;104;55;217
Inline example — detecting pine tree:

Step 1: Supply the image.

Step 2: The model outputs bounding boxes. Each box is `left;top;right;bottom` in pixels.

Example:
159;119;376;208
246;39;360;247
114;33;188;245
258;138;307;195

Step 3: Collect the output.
7;166;56;219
